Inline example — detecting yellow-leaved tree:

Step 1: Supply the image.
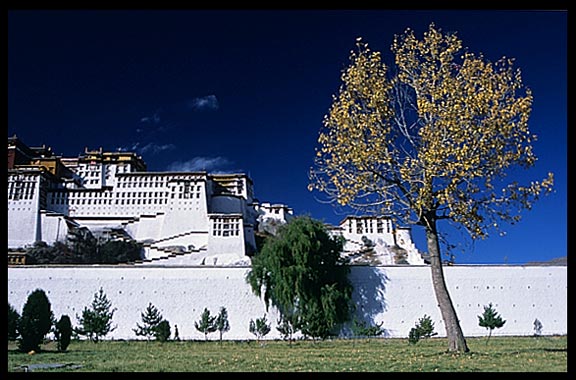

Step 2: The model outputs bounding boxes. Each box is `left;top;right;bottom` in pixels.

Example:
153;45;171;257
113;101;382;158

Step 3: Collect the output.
309;23;553;353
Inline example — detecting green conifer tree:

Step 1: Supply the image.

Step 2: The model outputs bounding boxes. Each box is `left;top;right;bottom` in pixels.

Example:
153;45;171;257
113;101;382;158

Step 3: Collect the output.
249;315;271;344
75;287;116;342
133;303;164;341
215;307;230;344
194;308;217;341
18;289;54;352
478;303;506;344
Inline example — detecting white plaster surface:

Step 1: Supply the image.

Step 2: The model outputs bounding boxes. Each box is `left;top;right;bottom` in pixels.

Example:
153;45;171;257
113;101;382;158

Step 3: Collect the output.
7;265;566;340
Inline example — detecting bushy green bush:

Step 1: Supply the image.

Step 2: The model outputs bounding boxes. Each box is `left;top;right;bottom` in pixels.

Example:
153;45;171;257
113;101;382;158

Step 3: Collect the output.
18;289;54;352
249;315;271;343
54;315;72;351
8;303;20;341
351;317;385;338
408;314;437;345
276;317;296;343
155;320;171;342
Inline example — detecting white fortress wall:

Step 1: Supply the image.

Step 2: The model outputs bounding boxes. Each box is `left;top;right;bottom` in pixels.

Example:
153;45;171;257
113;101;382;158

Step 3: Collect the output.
8;265;566;340
8;173;42;249
39;212;69;246
130;213;166;242
8;266;282;341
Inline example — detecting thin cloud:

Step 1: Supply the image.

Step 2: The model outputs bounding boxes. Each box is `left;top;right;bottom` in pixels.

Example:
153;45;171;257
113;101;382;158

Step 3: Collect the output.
116;142;140;152
140;110;162;125
166;156;232;172
138;143;176;155
115;142;176;156
187;95;219;111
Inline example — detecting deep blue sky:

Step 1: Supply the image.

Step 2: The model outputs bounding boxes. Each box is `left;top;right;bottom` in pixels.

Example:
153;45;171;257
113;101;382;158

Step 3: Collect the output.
8;10;567;265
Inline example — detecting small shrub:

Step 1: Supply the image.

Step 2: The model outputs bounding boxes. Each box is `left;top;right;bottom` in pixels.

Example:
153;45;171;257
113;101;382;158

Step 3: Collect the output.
478;303;506;345
134;303;164;341
194;308;217;341
215;307;230;343
276;317;296;343
8;303;20;341
249;315;271;343
154;320;171;342
351;317;385;338
54;315;72;352
408;327;421;345
408;314;437;345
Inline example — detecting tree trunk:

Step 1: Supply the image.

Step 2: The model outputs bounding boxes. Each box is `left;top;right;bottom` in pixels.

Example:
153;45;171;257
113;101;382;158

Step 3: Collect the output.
424;216;469;353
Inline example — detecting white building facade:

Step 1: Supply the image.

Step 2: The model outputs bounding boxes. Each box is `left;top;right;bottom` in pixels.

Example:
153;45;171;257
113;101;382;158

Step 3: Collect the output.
8;137;426;267
8;138;262;265
330;216;426;265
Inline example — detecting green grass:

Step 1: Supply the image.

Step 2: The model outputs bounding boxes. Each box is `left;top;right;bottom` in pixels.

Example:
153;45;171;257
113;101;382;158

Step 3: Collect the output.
7;335;567;372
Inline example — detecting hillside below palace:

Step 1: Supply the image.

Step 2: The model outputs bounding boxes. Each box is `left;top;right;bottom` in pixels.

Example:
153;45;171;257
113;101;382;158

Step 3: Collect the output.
8;136;426;266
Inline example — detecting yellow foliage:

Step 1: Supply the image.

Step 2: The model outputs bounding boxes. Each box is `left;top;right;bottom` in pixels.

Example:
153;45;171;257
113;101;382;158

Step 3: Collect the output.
309;23;553;240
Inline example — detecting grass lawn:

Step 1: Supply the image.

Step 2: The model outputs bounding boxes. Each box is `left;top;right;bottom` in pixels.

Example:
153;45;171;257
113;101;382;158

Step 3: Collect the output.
7;335;567;372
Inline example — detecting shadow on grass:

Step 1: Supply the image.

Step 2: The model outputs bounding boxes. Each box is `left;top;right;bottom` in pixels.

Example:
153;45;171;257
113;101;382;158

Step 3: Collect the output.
419;346;568;359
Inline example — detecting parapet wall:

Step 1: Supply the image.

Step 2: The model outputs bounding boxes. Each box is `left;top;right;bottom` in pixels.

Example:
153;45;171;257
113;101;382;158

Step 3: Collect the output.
7;265;566;340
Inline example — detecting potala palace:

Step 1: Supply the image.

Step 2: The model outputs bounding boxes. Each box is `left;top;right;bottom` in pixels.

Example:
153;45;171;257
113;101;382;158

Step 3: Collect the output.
7;136;567;339
7;135;426;266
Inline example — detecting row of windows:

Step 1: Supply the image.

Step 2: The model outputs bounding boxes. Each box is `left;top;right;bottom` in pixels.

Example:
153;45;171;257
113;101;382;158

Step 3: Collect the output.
66;206;200;214
8;182;36;191
8;190;35;201
52;198;170;205
78;170;100;177
51;190;205;200
348;219;391;235
117;182;165;188
212;218;241;237
53;191;170;198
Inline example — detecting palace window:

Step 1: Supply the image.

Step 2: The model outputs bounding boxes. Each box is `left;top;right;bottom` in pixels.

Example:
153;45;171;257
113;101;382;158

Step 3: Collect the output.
377;220;383;234
212;217;240;237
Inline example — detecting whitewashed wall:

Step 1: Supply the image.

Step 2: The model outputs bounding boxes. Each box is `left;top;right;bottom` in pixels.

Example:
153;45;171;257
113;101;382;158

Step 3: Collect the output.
7;265;566;340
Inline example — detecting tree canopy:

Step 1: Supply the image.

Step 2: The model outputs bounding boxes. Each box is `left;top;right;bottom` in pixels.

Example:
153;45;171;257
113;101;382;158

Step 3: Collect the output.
308;23;553;352
246;216;353;340
309;23;553;240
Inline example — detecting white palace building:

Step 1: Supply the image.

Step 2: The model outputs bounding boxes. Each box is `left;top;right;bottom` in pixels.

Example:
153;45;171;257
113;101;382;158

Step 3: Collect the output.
7;136;426;266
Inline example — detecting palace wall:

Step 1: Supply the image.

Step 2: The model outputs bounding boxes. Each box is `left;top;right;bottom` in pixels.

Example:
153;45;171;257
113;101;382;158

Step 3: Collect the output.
7;265;566;340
